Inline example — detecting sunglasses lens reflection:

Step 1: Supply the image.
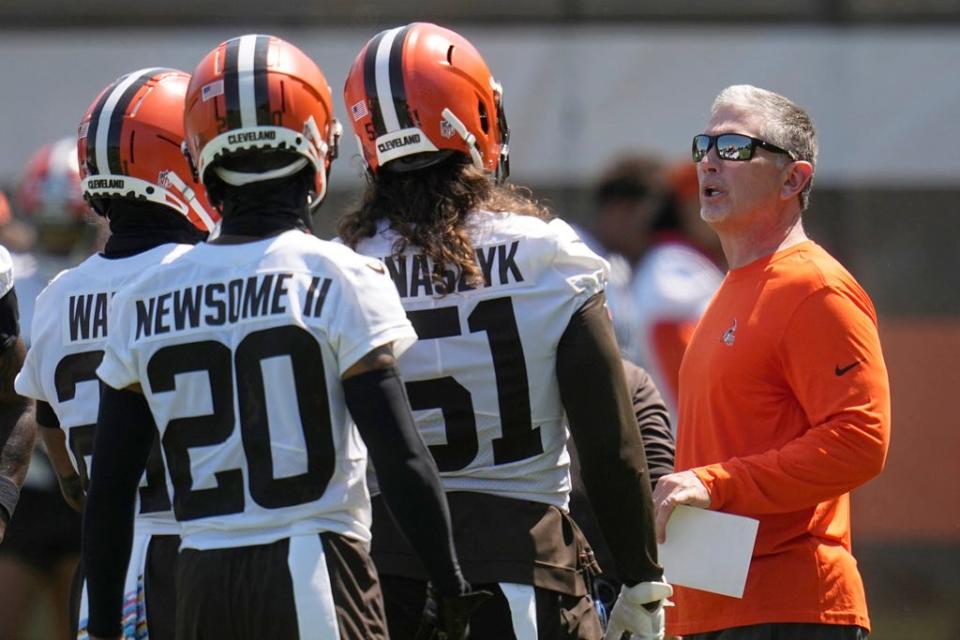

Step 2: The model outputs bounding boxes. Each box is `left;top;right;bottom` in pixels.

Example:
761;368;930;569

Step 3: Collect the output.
692;135;711;161
717;135;753;160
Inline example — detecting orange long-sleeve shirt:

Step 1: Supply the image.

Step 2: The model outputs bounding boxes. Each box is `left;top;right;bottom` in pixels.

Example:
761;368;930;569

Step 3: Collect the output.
668;241;890;636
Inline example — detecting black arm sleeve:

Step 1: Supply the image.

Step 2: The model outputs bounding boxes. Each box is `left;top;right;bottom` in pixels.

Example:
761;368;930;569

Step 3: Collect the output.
622;360;676;486
557;292;663;585
83;385;155;638
36;400;60;429
343;367;467;596
0;287;20;352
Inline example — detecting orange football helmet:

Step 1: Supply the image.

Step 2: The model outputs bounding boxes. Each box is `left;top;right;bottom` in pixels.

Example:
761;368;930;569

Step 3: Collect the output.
16;136;87;225
78;67;219;233
183;34;342;209
0;191;11;226
343;23;510;181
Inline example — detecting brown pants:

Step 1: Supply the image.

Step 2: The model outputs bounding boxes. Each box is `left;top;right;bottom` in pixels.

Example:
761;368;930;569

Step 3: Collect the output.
380;573;603;640
176;533;386;640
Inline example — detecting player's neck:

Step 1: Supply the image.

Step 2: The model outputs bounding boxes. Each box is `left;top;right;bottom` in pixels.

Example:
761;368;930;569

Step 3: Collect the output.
720;215;808;270
216;180;313;240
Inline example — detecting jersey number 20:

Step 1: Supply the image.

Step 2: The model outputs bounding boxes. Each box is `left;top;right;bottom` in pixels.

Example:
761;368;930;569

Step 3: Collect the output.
146;325;334;521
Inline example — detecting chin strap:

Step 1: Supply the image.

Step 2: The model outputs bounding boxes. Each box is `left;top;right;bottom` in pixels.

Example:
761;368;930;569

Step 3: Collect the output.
441;108;484;172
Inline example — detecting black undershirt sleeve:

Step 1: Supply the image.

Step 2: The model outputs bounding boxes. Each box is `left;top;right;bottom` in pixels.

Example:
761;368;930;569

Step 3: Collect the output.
0;287;20;352
557;292;663;586
622;360;676;486
83;385;155;638
36;400;60;429
343;366;467;596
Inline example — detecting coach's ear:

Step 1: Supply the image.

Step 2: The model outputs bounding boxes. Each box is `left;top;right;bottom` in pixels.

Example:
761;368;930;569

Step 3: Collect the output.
780;160;813;203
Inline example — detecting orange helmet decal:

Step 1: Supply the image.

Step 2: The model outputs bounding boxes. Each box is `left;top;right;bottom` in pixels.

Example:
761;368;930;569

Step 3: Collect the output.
344;23;510;180
184;34;342;209
78;67;219;232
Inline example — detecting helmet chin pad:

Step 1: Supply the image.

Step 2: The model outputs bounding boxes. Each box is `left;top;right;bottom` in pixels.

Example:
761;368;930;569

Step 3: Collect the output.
216;148;303;173
383;150;457;174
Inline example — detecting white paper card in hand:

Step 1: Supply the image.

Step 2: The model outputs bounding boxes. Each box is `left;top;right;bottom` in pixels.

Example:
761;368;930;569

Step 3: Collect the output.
657;505;759;598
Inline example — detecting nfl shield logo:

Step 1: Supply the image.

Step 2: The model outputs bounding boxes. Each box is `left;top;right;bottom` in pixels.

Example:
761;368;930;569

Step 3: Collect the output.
440;120;455;139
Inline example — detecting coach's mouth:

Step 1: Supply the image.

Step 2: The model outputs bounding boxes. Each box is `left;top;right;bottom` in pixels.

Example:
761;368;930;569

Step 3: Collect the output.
702;184;726;200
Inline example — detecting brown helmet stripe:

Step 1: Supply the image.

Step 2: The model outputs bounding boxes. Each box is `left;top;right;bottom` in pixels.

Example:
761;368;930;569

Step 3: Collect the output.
222;37;243;129
252;35;271;125
387;24;414;130
362;30;387;137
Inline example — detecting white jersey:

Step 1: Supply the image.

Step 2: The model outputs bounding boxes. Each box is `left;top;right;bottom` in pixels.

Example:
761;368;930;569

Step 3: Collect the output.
15;245;193;535
13;251;78;347
96;230;416;550
630;240;723;415
602;253;644;364
351;211;609;508
0;245;13;299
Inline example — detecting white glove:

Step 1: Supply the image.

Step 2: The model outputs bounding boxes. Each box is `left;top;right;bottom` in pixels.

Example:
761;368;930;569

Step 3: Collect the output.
603;581;673;640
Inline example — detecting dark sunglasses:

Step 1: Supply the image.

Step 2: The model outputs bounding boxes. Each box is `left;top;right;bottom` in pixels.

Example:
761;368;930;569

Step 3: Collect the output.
692;133;794;162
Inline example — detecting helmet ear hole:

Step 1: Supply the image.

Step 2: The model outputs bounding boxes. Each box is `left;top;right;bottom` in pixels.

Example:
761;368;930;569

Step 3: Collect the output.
446;45;455;65
478;100;489;134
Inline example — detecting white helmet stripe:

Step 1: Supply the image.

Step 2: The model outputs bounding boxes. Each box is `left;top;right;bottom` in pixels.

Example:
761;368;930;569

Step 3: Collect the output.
93;68;162;175
237;35;259;128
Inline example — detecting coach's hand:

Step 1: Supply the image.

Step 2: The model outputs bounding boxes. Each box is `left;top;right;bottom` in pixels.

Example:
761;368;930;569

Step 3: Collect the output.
415;584;492;640
652;470;711;544
604;581;673;640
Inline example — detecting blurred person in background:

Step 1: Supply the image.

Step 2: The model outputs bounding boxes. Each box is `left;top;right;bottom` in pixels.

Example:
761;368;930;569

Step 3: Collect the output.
0;191;38;255
590;156;723;416
0;136;96;640
630;161;724;413
584;155;664;366
654;84;890;640
340;22;670;640
15;67;220;640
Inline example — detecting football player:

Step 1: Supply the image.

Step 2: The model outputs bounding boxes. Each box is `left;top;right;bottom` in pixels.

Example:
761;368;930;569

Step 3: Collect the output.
0;137;94;640
338;22;671;640
14;67;220;639
0;243;36;546
81;35;481;640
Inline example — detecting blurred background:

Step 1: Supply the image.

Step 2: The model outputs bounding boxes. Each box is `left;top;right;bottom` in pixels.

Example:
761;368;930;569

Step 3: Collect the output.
1;2;958;638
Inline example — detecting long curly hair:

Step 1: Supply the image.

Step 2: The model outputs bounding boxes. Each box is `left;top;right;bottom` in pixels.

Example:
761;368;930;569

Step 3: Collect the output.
337;154;551;288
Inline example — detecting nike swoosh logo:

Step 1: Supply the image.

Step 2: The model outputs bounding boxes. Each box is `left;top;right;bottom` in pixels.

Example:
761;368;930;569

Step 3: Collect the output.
835;361;861;376
366;262;385;275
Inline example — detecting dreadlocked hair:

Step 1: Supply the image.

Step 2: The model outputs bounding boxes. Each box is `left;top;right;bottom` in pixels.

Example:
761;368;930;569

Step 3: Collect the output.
337;153;551;290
